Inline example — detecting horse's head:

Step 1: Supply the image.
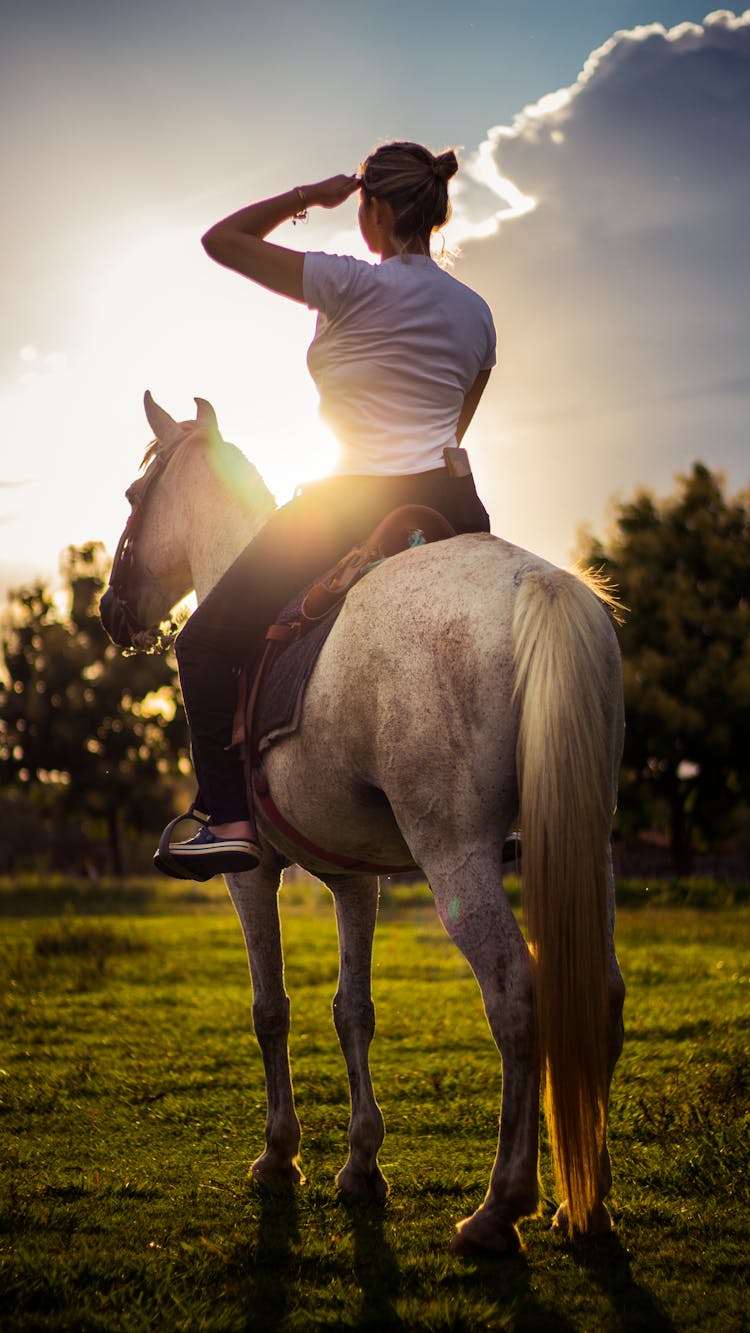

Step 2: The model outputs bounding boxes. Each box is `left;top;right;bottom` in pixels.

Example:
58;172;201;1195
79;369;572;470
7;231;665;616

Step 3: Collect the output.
100;392;273;651
99;392;207;649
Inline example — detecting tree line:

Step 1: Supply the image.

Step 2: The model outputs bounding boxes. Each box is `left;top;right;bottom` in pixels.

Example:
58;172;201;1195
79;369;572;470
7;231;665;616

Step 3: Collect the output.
1;464;748;875
0;543;190;874
578;463;749;875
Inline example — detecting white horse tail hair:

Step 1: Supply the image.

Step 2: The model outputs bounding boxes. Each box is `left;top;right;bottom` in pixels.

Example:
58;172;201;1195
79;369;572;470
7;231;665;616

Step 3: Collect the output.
512;566;619;1235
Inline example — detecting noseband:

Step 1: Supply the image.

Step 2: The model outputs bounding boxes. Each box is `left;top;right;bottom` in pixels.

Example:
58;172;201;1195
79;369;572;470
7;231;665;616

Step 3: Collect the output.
106;434;187;652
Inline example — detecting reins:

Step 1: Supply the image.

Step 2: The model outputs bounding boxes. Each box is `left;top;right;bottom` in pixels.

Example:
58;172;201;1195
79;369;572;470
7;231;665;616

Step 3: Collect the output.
106;432;188;653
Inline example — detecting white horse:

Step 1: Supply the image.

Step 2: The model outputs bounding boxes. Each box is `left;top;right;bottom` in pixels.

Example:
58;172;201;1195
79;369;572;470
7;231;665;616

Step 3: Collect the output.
100;392;625;1255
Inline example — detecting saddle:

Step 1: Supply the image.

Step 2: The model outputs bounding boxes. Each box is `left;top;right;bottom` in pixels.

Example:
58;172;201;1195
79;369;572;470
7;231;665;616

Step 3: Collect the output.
234;504;456;872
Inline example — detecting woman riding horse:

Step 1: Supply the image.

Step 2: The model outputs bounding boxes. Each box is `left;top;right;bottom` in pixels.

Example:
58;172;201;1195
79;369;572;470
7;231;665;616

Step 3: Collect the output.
167;142;497;878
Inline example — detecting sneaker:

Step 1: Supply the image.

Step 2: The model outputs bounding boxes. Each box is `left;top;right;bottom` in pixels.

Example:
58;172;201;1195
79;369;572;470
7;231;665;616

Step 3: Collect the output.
154;824;260;879
170;825;260;874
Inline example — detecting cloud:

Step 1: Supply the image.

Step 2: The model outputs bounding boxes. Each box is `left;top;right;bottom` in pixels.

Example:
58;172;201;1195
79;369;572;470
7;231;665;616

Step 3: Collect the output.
454;10;750;562
13;344;68;386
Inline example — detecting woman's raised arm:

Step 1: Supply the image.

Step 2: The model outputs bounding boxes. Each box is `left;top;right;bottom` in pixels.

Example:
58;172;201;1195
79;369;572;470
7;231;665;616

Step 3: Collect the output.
201;175;360;303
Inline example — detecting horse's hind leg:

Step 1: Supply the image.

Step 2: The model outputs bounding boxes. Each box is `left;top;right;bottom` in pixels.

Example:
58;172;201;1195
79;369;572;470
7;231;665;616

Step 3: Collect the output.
423;851;539;1255
323;873;387;1199
226;862;303;1187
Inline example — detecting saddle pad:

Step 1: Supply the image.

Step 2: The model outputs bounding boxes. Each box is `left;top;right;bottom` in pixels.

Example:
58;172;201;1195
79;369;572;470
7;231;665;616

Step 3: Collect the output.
254;606;344;754
250;505;456;758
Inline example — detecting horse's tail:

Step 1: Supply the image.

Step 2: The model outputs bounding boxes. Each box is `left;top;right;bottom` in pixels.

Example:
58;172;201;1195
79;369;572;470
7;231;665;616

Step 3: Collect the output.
512;566;620;1235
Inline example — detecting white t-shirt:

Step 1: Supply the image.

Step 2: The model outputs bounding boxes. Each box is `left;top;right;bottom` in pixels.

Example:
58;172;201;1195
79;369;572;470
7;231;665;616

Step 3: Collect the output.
303;251;496;476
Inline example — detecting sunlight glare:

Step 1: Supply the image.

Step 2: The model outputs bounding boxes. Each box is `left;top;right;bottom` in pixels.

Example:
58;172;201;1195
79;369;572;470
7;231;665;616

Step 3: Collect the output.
247;410;340;506
0;216;343;587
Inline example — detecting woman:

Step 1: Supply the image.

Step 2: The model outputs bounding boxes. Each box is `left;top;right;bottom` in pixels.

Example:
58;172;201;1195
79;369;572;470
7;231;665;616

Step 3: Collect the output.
164;142;496;877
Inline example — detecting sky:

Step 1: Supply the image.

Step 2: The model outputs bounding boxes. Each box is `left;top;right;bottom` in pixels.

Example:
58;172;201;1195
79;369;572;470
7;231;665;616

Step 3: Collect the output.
2;1;749;597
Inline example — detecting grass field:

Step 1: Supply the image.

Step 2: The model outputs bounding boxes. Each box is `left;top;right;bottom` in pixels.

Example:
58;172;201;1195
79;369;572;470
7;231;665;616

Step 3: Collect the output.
1;876;748;1331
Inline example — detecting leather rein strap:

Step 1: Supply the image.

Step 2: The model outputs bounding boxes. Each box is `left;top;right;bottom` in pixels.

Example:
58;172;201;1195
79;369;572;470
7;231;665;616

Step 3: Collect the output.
107;434;185;641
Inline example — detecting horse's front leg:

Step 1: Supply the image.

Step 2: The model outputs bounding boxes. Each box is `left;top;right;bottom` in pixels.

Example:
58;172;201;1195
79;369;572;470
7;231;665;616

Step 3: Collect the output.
226;861;303;1187
323;873;387;1199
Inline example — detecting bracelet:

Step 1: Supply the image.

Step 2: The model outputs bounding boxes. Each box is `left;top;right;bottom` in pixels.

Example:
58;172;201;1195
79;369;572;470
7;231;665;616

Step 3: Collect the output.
292;186;308;225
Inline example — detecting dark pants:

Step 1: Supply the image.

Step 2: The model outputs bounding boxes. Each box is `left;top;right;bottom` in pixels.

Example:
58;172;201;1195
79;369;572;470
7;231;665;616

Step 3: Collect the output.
175;467;490;822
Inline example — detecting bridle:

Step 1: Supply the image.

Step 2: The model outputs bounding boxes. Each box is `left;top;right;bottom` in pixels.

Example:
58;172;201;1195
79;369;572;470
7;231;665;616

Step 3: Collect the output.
106;432;188;652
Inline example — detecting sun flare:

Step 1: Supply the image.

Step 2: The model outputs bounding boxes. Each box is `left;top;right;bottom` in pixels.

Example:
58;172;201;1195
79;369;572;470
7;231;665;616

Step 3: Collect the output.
250;413;340;507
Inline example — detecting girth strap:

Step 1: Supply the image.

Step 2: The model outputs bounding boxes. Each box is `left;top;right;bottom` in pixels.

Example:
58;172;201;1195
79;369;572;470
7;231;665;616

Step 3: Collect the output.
252;770;417;875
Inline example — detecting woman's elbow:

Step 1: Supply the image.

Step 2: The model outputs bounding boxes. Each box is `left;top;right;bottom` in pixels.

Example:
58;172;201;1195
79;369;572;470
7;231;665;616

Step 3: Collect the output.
201;226;223;260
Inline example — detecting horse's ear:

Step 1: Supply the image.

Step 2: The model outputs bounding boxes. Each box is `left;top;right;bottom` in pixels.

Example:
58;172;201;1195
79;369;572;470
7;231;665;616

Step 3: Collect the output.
143;390;182;447
194;398;219;433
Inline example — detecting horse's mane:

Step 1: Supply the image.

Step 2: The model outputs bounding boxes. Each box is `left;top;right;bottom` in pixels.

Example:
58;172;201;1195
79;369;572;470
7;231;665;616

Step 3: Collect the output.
138;426;276;515
140;438;160;470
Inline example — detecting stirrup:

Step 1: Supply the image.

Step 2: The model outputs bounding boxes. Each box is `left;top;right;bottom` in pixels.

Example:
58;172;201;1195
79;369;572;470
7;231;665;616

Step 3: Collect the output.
502;832;522;865
154;803;212;880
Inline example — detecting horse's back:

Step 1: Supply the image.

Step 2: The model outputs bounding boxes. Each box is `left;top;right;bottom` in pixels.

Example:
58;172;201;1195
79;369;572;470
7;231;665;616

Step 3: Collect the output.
306;530;531;749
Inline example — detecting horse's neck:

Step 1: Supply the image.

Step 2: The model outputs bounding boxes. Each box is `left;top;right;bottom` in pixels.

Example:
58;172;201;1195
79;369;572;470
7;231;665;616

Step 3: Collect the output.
182;447;274;604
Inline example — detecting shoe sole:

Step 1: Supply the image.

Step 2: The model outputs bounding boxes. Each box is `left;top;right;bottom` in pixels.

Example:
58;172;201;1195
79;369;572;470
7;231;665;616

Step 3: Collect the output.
165;848;260;877
153;851;213;881
169;839;254;855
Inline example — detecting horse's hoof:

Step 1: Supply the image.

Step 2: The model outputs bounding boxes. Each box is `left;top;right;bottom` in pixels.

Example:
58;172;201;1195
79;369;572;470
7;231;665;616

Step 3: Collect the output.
250;1153;305;1189
336;1161;389;1201
451;1211;522;1257
552;1200;612;1238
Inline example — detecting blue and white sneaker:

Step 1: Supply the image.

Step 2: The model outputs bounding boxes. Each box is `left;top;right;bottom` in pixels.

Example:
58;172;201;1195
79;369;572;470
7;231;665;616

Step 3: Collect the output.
169;824;260;875
154;813;260;880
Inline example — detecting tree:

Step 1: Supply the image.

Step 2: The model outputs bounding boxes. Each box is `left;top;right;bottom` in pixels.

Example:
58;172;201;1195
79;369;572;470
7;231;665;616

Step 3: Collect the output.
0;543;190;872
579;464;750;874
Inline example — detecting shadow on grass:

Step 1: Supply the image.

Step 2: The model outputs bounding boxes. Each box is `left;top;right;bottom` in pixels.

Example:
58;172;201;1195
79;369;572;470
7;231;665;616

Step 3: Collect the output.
202;1186;301;1332
341;1198;575;1332
453;1258;574;1332
340;1197;402;1330
571;1231;676;1331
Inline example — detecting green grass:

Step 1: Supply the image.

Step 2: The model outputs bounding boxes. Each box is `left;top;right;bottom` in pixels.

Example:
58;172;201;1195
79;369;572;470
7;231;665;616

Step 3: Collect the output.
1;879;748;1331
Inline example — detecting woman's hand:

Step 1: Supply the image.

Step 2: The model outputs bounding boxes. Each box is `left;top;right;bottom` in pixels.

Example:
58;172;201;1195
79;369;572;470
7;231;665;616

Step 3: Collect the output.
301;175;360;210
